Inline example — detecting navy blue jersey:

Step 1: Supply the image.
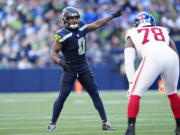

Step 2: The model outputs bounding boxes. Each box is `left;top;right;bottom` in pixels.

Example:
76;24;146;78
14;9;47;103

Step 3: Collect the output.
54;20;88;65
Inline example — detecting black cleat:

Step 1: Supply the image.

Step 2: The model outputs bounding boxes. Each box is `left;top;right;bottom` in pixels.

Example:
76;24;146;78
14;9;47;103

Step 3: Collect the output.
102;121;116;130
175;127;180;135
48;123;56;132
125;124;135;135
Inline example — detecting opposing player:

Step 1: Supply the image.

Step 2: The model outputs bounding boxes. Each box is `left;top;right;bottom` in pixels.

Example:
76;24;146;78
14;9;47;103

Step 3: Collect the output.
48;6;122;131
124;12;180;135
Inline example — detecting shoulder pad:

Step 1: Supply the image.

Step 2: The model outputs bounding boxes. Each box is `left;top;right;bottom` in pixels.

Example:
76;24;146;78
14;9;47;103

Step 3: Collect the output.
54;28;72;42
54;33;62;41
161;27;169;34
125;29;133;41
79;20;88;31
55;29;64;38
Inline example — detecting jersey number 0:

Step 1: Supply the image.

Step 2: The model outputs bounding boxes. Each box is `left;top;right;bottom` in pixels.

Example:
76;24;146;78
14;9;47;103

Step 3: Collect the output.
137;27;165;45
78;37;86;55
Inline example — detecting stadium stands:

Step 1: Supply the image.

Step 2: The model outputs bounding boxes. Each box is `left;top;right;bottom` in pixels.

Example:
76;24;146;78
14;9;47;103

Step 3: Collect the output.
0;0;179;70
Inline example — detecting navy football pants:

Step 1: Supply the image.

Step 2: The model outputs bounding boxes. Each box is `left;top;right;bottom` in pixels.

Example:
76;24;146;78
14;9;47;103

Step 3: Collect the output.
51;67;107;123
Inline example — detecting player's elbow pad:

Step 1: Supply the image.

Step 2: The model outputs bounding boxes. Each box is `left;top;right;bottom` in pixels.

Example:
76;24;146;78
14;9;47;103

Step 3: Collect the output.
124;48;136;83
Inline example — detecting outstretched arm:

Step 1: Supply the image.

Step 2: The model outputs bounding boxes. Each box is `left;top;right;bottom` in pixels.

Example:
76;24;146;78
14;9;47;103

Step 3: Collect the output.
87;15;114;33
87;9;122;33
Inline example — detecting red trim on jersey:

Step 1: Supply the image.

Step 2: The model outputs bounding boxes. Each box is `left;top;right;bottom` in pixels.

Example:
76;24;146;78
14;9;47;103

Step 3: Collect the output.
130;57;146;95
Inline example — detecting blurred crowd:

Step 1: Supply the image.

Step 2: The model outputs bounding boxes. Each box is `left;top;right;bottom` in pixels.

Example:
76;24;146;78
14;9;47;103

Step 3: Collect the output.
0;0;180;71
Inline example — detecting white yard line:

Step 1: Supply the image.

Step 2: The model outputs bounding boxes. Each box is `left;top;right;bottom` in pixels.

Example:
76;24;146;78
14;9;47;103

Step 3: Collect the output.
0;98;162;104
0;117;174;125
10;129;173;135
0;122;174;130
0;112;173;121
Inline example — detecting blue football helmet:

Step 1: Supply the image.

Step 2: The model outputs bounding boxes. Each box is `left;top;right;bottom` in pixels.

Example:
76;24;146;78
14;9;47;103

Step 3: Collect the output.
62;6;80;29
134;12;156;27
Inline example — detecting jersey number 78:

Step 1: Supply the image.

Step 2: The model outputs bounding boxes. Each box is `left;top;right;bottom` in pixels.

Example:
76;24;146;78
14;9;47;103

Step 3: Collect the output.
137;27;165;45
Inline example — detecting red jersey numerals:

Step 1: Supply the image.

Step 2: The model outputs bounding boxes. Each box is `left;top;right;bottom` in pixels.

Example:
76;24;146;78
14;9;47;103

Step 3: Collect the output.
137;27;165;45
151;28;165;41
137;28;149;44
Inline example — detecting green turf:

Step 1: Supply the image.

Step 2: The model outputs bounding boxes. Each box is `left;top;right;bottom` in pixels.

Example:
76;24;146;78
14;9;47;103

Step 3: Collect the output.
0;91;177;135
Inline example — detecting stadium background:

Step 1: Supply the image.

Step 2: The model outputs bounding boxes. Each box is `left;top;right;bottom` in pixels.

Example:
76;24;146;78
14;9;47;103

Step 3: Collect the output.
0;0;180;92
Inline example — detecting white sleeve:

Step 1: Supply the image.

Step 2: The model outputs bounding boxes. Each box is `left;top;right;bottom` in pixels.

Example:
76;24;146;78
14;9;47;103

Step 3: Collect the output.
124;47;136;83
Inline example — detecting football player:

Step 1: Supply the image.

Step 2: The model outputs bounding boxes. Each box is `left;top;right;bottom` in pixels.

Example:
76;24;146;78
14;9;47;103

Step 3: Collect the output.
124;12;180;135
48;6;122;131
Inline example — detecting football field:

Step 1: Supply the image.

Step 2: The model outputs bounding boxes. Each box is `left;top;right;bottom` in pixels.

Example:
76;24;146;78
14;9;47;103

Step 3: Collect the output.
0;91;177;135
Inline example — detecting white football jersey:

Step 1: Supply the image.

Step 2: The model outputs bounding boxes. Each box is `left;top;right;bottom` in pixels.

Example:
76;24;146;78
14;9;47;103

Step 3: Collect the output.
125;26;170;57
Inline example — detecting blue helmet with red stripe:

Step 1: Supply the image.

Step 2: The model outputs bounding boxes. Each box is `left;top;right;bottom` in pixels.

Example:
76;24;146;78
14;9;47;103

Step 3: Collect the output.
134;12;156;28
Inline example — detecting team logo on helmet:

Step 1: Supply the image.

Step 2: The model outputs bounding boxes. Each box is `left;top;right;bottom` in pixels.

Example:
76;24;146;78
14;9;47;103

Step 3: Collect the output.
134;12;156;28
62;6;80;29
